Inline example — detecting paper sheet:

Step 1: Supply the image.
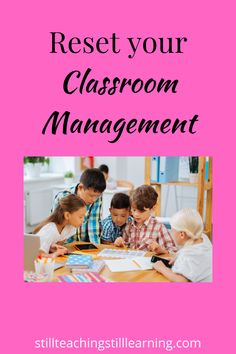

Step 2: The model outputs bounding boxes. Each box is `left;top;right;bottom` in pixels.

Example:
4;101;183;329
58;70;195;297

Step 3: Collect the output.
105;257;152;272
98;248;146;259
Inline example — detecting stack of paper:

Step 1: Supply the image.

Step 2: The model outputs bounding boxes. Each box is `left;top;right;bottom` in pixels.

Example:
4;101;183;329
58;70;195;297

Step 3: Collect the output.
71;260;105;274
98;248;146;258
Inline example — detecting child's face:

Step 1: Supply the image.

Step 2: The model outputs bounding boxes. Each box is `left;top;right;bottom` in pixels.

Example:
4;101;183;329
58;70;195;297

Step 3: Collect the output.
131;206;152;225
78;186;102;205
65;206;86;228
171;229;187;247
110;208;130;227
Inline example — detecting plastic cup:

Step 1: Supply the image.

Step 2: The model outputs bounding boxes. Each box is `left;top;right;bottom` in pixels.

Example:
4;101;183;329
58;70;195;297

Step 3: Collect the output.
34;259;55;281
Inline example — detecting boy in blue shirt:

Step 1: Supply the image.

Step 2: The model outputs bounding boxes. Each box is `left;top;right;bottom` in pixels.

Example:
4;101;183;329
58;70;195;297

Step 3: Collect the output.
101;193;132;244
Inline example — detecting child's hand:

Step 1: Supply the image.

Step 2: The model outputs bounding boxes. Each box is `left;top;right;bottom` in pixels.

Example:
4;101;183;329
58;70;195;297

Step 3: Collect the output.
114;237;125;247
55;248;68;257
56;241;65;246
147;241;165;254
51;244;68;252
50;243;57;251
168;253;178;265
153;260;168;274
55;244;67;251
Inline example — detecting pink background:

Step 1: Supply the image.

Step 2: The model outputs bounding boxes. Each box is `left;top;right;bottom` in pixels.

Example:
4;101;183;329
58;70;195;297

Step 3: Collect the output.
1;1;235;353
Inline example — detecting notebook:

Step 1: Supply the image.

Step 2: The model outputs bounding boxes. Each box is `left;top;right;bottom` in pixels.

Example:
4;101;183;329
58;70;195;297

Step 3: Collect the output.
57;272;106;282
65;254;93;269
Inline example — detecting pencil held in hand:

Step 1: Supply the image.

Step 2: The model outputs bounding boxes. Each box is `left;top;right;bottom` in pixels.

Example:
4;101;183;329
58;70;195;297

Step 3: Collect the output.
147;240;161;252
114;237;126;247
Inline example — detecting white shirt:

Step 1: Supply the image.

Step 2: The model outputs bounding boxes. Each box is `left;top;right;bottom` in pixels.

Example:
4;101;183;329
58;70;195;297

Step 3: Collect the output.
36;222;76;253
172;234;212;282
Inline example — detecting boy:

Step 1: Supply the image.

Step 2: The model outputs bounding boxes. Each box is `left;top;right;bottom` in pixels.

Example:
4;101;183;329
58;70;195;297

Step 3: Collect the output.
98;164;117;190
114;185;176;254
52;168;106;244
101;193;132;243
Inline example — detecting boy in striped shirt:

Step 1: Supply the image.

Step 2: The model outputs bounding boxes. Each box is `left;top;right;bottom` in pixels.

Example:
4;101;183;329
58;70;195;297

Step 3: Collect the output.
114;185;176;254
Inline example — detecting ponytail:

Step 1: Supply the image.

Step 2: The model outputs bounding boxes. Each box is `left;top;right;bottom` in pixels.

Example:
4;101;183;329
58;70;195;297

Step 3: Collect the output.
170;208;204;245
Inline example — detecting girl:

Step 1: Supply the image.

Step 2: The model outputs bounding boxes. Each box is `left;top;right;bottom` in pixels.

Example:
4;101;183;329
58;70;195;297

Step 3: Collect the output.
153;208;212;282
33;194;86;257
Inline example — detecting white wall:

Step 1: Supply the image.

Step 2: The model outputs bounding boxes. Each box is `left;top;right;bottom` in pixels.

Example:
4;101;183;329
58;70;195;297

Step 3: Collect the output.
126;157;145;187
94;156;118;177
94;156;145;187
49;157;73;174
49;157;81;180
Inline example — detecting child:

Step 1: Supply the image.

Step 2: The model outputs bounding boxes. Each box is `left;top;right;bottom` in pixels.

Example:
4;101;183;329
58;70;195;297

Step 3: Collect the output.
114;185;176;254
33;194;86;257
52;168;106;244
153;208;212;282
98;164;117;190
101;193;132;243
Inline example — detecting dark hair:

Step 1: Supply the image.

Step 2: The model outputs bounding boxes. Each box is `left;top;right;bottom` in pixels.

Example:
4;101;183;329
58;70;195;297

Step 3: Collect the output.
130;185;158;211
98;164;109;174
33;194;86;234
110;193;130;210
80;168;106;192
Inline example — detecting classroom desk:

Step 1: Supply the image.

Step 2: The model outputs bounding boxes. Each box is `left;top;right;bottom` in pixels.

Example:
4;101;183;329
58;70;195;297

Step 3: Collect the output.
55;242;170;282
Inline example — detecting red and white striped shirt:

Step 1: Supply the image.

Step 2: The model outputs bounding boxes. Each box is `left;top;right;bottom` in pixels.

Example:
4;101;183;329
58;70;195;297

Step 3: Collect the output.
122;216;176;253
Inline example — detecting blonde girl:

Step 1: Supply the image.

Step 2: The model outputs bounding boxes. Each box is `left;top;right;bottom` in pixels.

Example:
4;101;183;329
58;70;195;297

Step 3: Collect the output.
33;194;86;257
153;208;212;282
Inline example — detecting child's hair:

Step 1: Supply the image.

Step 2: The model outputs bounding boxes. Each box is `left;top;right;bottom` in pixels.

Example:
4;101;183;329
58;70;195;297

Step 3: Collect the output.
33;194;86;234
79;168;106;193
170;208;204;244
98;164;109;174
130;185;158;211
110;193;130;209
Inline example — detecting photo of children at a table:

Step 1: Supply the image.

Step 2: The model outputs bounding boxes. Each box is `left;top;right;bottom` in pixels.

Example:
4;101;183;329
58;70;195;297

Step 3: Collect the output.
24;156;212;283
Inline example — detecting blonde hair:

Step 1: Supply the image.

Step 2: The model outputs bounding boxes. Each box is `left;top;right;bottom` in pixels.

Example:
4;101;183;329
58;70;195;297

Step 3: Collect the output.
170;208;203;244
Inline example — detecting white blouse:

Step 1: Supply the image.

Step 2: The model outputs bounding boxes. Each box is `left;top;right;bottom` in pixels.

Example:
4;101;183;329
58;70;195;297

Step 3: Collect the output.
36;222;76;253
172;234;212;282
